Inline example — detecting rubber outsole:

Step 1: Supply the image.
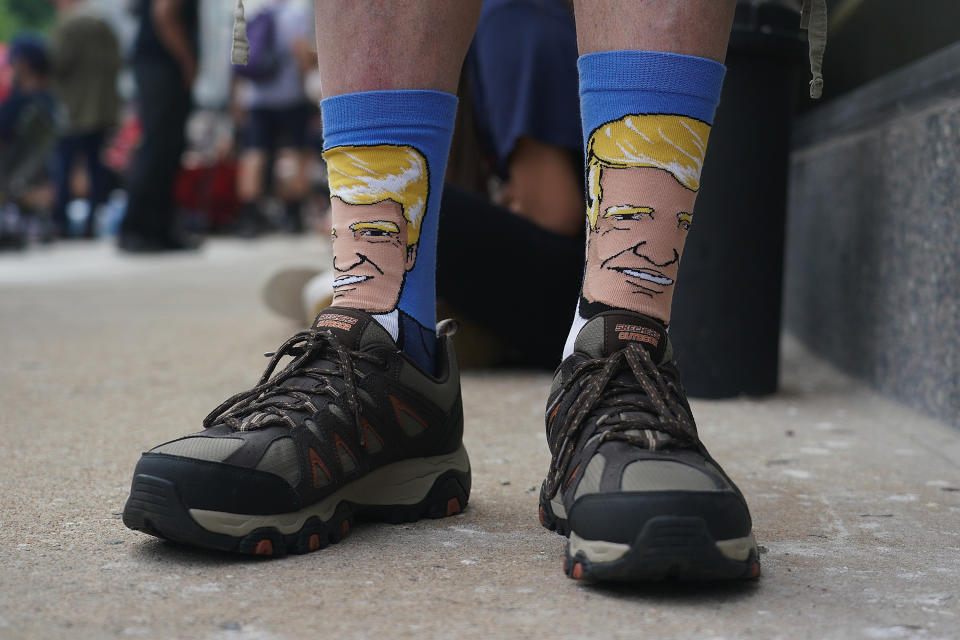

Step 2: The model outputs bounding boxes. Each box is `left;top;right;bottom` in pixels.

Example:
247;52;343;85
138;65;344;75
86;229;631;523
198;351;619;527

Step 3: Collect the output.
123;468;470;557
539;483;760;582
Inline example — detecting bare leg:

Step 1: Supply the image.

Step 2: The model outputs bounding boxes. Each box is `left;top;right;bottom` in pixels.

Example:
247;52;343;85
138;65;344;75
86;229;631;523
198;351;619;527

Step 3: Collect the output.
575;0;736;62
237;150;265;204
315;0;483;96
274;149;309;202
500;138;583;238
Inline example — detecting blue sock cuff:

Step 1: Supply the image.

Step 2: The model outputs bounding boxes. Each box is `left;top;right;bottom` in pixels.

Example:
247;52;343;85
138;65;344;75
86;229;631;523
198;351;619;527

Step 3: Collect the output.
578;50;725;125
320;90;458;144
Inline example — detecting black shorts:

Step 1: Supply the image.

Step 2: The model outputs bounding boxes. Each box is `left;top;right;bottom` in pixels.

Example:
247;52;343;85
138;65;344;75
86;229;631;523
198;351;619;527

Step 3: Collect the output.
243;103;313;151
467;0;582;177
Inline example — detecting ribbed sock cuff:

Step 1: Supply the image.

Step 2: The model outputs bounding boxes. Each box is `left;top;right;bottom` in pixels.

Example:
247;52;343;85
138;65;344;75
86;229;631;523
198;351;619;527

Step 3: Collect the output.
320;90;458;142
578;50;725;125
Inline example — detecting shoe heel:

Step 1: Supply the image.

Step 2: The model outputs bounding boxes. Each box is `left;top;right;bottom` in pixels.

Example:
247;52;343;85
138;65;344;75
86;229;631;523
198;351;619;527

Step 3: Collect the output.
358;468;471;524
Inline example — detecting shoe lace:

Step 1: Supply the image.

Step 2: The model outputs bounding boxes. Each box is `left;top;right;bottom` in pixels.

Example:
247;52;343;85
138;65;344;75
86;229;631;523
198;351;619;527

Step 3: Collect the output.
545;342;698;499
202;328;383;445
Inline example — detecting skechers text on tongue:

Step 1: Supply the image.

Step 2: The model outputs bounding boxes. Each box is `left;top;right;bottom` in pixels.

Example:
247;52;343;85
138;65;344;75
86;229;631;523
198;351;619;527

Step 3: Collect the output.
309;307;395;352
315;312;361;332
574;310;668;363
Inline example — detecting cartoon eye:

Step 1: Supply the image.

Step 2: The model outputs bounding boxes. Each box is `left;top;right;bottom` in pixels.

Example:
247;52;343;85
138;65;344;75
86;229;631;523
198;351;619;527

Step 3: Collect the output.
605;207;654;223
677;213;693;231
358;229;392;237
611;213;649;221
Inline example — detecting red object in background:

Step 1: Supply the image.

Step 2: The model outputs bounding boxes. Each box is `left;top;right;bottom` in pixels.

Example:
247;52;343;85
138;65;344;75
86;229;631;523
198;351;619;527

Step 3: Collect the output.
104;111;142;174
174;160;240;230
0;43;13;103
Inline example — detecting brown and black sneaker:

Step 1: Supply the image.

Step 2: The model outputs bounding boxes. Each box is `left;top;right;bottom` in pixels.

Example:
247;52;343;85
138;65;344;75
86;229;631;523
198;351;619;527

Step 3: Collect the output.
539;310;759;581
122;307;470;556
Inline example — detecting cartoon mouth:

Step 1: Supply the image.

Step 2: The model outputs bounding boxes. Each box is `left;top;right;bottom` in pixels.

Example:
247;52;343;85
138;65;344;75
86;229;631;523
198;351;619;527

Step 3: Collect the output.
616;268;674;286
333;275;371;287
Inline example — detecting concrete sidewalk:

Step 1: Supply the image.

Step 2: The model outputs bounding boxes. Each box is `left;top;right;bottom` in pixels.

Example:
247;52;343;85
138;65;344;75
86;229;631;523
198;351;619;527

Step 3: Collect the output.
1;238;958;640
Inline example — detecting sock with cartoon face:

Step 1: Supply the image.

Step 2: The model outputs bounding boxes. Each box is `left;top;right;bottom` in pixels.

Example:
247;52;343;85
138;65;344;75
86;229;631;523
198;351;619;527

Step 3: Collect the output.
320;91;457;374
563;51;726;358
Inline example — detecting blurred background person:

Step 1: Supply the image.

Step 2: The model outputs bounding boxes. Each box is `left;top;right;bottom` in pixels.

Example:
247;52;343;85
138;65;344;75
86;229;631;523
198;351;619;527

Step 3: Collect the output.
49;0;121;240
0;35;56;250
465;0;583;238
119;0;198;252
231;0;316;237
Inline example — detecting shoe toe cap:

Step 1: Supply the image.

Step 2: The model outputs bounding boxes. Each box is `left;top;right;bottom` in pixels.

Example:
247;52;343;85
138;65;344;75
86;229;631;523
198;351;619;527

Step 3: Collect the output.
568;489;752;545
150;436;245;462
619;459;721;492
133;450;302;515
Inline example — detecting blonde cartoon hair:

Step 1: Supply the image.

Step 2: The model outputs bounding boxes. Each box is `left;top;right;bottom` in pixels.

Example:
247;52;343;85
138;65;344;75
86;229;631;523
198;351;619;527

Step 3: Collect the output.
586;114;710;229
323;144;429;245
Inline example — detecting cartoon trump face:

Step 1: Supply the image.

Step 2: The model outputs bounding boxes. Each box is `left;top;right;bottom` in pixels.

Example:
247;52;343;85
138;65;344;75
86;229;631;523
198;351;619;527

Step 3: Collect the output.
323;144;429;314
581;114;710;315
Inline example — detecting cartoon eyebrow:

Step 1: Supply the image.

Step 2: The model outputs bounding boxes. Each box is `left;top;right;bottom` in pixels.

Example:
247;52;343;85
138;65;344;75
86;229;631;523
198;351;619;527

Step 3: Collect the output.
677;212;693;228
603;205;654;217
349;221;401;233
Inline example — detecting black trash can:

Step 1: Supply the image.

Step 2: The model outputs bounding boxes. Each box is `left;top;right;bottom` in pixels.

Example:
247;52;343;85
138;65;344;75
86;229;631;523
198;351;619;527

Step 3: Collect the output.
670;1;808;398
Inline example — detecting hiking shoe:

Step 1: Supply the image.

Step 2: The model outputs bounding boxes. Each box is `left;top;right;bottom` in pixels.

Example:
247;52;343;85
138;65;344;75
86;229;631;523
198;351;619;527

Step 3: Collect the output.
122;307;470;556
539;311;759;581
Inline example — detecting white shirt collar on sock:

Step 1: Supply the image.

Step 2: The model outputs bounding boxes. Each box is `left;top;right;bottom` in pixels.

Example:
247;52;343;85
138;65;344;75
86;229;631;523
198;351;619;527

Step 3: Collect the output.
372;309;400;343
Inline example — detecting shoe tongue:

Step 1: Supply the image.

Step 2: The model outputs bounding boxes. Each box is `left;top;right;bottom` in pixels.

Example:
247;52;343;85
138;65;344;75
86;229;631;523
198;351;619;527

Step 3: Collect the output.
311;307;395;351
574;310;668;362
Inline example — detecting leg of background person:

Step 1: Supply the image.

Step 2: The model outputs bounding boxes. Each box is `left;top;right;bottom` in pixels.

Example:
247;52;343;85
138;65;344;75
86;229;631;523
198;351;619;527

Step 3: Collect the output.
51;135;76;237
122;62;191;245
236;147;267;235
82;129;109;238
234;105;276;237
157;79;191;239
275;147;309;233
314;0;482;373
277;103;314;233
123;62;167;240
236;149;265;206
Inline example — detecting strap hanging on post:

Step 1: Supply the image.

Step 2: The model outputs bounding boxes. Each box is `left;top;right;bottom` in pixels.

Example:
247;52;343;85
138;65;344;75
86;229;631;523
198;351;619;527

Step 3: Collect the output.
801;0;827;99
231;0;250;65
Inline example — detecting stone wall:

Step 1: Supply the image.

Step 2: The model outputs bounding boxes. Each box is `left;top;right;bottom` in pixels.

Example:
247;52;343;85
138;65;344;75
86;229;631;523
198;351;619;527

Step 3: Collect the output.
785;43;960;428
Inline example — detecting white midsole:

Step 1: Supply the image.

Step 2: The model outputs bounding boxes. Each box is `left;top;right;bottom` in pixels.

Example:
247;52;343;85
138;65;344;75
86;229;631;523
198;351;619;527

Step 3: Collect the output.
550;496;566;519
189;445;470;536
569;531;757;563
715;533;757;561
569;532;630;563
